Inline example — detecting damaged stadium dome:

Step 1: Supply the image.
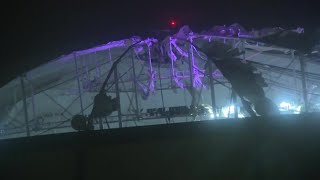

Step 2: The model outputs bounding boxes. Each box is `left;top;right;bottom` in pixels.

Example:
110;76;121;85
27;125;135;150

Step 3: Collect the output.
1;24;320;137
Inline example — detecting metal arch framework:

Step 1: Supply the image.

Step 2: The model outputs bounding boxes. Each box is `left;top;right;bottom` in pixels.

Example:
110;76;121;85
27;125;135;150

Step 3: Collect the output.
1;27;320;139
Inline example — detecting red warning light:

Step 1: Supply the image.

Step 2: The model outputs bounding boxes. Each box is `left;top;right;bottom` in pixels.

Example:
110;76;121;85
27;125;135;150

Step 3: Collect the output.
170;20;177;28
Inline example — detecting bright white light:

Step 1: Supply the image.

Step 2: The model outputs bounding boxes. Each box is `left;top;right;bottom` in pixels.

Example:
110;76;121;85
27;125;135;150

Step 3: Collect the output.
294;105;302;114
229;105;235;113
296;105;301;112
279;101;292;111
280;102;291;108
220;105;246;118
221;105;235;117
210;113;215;119
221;107;229;117
279;101;302;114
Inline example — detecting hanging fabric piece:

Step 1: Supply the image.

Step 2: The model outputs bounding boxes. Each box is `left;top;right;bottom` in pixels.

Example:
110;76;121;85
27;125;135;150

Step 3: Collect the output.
188;35;203;89
192;45;207;60
137;82;149;100
169;37;184;89
168;37;178;61
147;42;155;93
171;38;188;57
132;38;159;100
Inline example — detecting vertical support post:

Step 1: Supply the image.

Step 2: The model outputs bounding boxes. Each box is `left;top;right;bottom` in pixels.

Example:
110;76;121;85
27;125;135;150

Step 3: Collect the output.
20;75;30;137
232;91;238;118
208;61;217;117
74;53;84;115
114;65;122;128
188;42;197;120
241;40;246;62
299;55;308;112
131;50;140;119
29;80;40;130
232;40;246;118
158;63;167;123
104;117;110;129
291;51;299;105
98;118;103;130
29;77;36;124
169;37;174;89
188;42;196;108
94;51;101;82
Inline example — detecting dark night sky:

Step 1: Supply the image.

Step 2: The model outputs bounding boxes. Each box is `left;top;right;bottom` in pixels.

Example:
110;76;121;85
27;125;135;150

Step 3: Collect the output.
1;0;319;87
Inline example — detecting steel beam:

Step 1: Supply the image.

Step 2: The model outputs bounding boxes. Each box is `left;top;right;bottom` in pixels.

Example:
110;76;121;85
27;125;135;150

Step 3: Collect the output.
188;43;196;109
299;55;309;112
20;75;30;136
208;61;217;117
73;53;85;115
158;63;168;123
114;65;122;128
131;50;140;119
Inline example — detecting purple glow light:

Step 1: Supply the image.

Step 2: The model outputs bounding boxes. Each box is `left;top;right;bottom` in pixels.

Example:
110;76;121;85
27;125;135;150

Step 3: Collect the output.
188;36;203;89
174;77;184;89
168;37;185;89
192;45;206;60
171;38;188;57
147;45;155;92
168;37;178;61
212;69;223;78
